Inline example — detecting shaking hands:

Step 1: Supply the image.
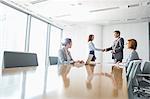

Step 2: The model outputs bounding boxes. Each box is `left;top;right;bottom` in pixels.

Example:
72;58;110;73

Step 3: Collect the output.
100;49;107;52
101;49;116;54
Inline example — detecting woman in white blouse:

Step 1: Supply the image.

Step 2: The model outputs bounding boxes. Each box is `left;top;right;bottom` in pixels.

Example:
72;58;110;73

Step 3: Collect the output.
87;34;103;75
86;35;103;86
88;34;103;62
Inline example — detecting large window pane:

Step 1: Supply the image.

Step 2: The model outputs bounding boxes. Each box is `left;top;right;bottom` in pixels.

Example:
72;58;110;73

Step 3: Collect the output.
0;4;26;51
29;17;47;67
25;17;47;98
0;3;26;99
0;3;27;67
49;26;61;56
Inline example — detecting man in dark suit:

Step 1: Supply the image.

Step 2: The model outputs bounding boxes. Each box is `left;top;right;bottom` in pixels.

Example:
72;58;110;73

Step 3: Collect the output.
103;30;124;63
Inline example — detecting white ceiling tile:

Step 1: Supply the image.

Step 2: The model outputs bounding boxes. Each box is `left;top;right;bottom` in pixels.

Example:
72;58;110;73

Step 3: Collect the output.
9;0;150;25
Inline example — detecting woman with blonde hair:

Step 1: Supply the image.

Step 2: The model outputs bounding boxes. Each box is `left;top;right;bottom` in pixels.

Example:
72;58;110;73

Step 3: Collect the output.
58;38;84;87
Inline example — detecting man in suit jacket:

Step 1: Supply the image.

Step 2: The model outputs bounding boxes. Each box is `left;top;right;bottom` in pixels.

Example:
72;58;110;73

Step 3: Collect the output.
103;30;124;63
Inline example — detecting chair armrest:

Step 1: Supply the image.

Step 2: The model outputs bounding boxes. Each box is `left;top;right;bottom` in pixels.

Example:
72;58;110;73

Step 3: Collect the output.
142;78;150;84
136;74;150;77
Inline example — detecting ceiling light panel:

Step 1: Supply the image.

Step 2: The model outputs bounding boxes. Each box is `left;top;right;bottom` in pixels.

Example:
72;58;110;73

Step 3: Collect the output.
128;3;139;8
30;0;48;4
89;7;120;13
127;18;137;21
141;16;150;19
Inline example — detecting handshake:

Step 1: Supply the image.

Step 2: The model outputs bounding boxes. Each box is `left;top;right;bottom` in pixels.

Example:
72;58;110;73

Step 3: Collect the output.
100;49;107;52
100;49;116;54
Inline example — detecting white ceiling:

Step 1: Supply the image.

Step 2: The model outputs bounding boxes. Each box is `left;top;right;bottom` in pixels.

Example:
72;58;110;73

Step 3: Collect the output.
10;0;150;25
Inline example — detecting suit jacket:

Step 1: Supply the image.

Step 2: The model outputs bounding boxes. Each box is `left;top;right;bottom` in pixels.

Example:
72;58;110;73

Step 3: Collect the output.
124;50;139;67
106;37;124;60
58;48;73;64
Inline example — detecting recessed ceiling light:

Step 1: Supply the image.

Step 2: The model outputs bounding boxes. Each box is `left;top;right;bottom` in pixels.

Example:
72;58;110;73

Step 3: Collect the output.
78;3;82;5
70;4;75;6
49;17;52;19
70;2;82;6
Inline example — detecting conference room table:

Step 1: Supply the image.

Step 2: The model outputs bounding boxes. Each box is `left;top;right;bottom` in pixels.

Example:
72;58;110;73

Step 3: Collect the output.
0;62;128;99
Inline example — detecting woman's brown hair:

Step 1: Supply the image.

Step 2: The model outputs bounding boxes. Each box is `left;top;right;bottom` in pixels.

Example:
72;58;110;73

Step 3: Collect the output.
88;34;94;42
128;39;137;50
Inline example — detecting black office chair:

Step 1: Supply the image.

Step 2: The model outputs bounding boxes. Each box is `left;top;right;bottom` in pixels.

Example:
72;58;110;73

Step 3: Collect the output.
133;61;150;98
3;51;38;68
127;60;142;99
49;56;58;65
127;60;142;87
126;60;134;81
127;60;142;83
48;56;59;75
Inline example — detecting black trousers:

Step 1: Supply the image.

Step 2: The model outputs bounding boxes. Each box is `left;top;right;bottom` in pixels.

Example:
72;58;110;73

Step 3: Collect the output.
89;51;96;61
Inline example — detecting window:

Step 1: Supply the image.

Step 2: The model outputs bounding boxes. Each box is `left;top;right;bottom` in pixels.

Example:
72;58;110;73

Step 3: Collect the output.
25;17;47;98
0;3;27;67
0;3;26;98
49;26;62;56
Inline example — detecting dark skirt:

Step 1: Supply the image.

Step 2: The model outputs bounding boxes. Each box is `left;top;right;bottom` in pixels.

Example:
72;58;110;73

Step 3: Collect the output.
89;51;96;61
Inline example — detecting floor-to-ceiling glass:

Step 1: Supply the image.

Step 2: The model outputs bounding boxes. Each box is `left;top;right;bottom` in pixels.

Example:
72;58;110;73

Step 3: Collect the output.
25;17;47;98
49;26;62;57
0;4;27;51
0;2;27;99
46;26;62;92
0;3;27;67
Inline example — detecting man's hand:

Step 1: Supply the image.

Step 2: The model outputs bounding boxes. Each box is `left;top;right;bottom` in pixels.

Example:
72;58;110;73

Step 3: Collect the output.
111;50;115;54
101;49;106;52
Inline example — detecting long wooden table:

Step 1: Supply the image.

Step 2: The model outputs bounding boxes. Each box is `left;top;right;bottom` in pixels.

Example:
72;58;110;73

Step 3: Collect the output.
0;63;128;99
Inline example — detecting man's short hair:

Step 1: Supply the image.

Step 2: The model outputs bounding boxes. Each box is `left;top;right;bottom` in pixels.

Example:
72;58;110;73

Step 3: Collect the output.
114;30;120;35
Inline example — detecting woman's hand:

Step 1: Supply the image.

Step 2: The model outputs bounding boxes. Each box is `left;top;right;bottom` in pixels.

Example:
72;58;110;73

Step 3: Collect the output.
79;60;85;64
75;60;85;64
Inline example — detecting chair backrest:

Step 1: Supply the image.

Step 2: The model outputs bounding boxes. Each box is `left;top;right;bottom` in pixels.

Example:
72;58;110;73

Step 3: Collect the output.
126;61;134;77
126;60;141;79
142;61;150;74
129;61;150;91
127;60;142;87
49;56;58;65
3;51;38;68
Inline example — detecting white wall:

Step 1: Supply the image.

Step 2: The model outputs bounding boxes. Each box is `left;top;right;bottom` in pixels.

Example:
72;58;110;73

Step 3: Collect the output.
102;22;149;62
63;24;103;62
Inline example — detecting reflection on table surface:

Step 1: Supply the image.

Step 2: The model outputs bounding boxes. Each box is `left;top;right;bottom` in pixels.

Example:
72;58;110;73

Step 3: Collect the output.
0;63;128;99
1;66;37;75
